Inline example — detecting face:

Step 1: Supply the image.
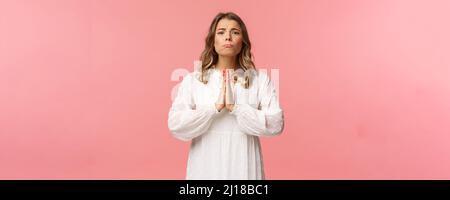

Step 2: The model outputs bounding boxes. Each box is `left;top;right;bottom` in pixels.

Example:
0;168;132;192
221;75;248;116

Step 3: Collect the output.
214;18;243;58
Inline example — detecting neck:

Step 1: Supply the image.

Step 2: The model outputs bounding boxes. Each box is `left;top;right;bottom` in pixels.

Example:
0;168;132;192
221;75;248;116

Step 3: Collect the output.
215;56;237;70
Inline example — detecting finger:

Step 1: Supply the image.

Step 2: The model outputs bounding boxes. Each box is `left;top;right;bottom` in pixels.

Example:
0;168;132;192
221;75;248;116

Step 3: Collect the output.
225;72;234;105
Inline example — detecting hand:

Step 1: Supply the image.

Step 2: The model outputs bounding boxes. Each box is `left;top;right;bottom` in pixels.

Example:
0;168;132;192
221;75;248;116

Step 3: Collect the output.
215;69;226;112
225;69;235;112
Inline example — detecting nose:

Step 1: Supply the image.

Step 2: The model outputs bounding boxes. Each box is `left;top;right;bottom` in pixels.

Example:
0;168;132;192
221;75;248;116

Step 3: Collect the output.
225;32;232;41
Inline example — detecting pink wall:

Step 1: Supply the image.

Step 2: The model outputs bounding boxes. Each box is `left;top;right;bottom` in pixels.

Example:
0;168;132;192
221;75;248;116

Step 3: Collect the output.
1;0;450;179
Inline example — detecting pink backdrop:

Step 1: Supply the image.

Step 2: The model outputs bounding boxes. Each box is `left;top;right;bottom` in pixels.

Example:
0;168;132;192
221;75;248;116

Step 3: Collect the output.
1;0;450;179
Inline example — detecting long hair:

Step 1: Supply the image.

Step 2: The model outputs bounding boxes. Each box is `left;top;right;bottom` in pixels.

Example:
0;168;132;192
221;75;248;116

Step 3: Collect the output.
198;12;255;88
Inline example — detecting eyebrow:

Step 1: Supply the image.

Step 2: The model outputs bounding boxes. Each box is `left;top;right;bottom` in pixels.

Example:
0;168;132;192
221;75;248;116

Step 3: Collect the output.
216;27;241;31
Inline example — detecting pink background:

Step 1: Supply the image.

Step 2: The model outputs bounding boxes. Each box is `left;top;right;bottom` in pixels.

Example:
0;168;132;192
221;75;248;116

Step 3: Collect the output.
1;0;450;179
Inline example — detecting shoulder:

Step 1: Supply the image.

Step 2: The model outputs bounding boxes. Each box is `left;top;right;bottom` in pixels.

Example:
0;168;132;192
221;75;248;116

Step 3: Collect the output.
178;72;196;88
180;72;194;83
180;69;211;86
250;69;271;86
254;69;270;80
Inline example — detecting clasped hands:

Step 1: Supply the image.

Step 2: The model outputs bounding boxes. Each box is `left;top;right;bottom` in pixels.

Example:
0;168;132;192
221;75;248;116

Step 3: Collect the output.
215;69;235;112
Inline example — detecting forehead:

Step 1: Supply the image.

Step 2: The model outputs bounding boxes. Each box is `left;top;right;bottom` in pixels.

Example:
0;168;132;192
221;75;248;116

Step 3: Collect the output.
216;18;241;30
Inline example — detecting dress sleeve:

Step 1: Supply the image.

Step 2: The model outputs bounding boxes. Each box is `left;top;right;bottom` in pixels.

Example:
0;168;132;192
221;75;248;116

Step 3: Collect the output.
168;73;219;141
230;72;285;137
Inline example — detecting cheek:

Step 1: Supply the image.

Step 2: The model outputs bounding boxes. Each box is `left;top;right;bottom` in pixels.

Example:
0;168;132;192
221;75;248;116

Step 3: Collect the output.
214;36;219;44
214;37;222;49
235;38;243;50
234;36;242;45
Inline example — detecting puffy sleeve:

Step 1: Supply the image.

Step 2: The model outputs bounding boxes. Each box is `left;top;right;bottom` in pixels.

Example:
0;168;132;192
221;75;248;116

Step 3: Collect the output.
168;73;219;141
230;71;284;137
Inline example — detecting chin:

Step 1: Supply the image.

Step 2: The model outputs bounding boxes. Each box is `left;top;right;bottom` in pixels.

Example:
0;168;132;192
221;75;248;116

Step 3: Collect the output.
218;52;238;57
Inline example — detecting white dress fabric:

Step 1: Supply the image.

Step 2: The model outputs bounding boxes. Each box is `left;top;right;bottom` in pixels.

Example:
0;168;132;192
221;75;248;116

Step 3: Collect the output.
168;67;284;180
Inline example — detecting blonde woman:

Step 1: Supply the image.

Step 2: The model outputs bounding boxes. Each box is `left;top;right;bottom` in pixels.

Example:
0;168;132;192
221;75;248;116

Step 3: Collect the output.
168;12;284;180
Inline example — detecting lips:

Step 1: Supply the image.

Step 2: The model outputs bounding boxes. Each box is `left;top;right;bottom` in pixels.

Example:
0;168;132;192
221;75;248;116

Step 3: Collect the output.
223;44;233;48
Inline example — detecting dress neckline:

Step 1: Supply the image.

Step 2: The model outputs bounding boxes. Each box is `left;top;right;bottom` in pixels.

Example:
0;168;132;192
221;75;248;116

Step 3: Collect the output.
211;65;244;74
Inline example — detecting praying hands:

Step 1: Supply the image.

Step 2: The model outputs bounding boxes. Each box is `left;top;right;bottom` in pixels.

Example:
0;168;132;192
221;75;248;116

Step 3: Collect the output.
215;69;235;112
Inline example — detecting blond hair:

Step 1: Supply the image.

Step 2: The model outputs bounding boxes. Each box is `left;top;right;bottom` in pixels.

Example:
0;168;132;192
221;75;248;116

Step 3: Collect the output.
198;12;255;88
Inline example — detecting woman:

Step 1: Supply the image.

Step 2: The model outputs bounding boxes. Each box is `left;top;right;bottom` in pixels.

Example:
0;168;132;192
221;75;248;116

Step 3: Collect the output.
168;12;284;180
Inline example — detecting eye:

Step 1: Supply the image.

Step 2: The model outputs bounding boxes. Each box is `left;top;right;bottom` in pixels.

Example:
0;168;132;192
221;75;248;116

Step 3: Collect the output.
233;31;240;35
217;32;224;35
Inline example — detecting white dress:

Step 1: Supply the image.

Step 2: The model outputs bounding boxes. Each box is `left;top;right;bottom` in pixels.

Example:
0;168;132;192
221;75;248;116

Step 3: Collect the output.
168;67;284;180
